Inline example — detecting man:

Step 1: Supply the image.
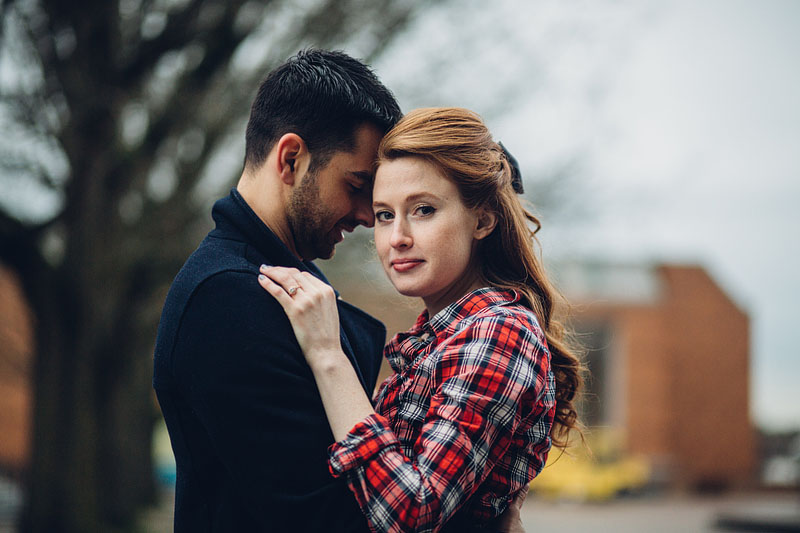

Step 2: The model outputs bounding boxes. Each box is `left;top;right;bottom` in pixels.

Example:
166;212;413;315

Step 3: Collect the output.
153;49;401;532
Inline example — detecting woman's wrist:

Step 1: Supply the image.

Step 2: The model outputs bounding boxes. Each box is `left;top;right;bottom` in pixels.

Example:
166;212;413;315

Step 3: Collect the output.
307;347;349;375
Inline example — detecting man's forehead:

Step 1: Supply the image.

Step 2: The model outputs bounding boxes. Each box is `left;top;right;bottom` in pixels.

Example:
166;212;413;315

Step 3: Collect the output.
349;170;375;184
351;123;382;160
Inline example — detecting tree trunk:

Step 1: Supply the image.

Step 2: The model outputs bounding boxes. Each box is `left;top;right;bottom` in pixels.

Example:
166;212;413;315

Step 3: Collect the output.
19;262;158;532
20;134;159;531
21;277;102;532
96;301;159;526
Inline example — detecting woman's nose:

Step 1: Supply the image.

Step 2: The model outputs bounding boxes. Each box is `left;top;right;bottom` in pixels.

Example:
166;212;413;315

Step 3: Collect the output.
389;220;412;249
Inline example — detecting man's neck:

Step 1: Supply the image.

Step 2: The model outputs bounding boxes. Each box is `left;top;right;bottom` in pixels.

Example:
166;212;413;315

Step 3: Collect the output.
236;171;300;259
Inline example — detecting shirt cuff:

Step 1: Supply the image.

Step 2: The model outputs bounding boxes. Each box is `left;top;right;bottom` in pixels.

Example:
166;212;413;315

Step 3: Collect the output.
327;413;399;477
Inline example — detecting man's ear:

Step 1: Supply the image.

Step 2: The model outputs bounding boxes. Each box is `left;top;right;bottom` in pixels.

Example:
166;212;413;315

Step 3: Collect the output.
474;209;497;240
275;133;308;185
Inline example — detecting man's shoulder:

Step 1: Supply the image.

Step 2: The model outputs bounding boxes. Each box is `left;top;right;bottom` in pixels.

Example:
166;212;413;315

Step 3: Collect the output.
163;235;284;328
153;235;276;382
175;235;252;288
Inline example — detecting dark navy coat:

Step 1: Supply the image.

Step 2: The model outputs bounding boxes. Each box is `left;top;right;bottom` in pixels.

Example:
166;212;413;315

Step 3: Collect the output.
153;189;385;532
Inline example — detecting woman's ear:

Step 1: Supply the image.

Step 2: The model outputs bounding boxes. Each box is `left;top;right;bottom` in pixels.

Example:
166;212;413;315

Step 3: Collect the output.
473;209;497;240
275;133;309;185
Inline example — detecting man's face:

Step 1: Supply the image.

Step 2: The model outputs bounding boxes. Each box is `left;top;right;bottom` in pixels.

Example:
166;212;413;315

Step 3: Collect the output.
287;124;382;260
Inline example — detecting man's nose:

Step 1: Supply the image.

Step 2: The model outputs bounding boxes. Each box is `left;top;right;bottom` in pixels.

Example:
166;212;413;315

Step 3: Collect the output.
354;197;375;228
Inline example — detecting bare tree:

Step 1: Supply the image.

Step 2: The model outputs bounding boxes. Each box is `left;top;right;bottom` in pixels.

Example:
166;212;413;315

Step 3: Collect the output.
0;0;432;530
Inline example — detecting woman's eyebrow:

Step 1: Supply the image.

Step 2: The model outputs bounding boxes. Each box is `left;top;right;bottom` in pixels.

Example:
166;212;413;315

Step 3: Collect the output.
373;192;441;208
404;192;440;203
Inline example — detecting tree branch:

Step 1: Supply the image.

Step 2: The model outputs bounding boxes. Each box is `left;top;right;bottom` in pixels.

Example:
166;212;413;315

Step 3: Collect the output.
118;0;206;85
105;0;252;205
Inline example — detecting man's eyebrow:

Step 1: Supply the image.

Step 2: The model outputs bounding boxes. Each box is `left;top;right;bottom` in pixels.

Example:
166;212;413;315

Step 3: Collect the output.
349;171;374;184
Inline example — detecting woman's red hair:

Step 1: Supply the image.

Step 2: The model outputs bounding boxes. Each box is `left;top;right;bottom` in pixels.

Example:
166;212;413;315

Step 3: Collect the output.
378;107;584;447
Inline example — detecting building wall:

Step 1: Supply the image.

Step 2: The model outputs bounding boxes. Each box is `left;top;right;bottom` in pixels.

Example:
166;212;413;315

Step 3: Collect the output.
619;306;674;463
0;265;33;475
571;264;755;489
659;265;754;489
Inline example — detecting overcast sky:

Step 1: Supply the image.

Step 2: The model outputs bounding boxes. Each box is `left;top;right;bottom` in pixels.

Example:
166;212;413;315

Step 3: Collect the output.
374;0;800;431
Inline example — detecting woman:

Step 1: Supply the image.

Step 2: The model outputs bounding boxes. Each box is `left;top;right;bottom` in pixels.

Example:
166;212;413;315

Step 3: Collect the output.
258;108;582;532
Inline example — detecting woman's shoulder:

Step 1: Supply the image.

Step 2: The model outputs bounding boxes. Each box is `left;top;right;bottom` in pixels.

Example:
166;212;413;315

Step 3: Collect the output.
457;288;542;332
440;289;546;352
434;292;552;388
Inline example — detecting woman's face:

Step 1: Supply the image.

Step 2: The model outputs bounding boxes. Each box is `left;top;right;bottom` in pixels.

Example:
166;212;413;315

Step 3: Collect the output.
373;156;492;315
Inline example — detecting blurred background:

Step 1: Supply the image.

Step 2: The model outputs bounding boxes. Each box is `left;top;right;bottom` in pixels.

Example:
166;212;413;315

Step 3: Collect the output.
0;0;798;531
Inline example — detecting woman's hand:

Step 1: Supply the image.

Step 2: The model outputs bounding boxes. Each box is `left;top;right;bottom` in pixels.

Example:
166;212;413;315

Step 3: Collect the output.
257;265;342;369
493;484;528;533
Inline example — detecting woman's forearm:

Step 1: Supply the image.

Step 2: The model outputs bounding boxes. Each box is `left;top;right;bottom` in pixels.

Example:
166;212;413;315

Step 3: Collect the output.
308;349;376;441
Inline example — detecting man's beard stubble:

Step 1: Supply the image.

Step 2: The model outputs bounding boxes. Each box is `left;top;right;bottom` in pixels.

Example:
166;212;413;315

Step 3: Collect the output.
287;170;337;261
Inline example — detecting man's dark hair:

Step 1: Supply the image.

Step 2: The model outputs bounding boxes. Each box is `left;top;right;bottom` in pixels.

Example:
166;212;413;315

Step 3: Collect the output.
244;49;402;173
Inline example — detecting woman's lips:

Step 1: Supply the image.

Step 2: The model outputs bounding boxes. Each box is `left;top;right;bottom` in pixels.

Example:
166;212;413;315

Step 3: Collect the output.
391;259;424;272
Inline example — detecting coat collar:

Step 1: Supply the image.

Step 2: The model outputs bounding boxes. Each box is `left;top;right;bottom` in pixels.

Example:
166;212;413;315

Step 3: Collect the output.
209;188;334;286
210;188;305;269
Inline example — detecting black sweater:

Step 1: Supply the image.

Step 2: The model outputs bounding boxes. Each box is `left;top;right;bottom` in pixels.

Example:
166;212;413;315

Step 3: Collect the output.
153;189;384;532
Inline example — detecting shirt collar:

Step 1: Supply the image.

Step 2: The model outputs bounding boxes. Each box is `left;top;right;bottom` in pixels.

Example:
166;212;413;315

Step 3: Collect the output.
385;287;520;373
426;287;520;338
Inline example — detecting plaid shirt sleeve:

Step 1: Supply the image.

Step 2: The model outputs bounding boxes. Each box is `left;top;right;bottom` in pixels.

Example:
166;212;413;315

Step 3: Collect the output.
328;309;550;533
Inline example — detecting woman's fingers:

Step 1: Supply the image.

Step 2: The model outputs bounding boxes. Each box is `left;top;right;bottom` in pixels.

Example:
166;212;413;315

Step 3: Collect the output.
299;271;336;299
298;271;319;286
257;270;295;308
259;264;300;284
257;266;337;316
256;265;342;360
259;265;304;296
513;483;529;509
259;266;333;298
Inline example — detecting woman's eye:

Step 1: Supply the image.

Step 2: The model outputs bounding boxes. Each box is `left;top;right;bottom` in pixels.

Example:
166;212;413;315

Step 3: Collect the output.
375;210;393;222
415;205;435;216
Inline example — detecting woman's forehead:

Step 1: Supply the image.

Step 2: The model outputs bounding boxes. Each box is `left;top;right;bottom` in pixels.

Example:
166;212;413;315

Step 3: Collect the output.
374;157;453;197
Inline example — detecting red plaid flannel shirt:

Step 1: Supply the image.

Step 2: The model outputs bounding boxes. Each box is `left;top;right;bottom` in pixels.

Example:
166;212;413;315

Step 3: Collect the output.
328;287;556;532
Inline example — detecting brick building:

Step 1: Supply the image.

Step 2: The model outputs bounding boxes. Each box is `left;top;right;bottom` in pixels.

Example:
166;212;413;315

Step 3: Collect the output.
0;264;33;476
556;262;755;490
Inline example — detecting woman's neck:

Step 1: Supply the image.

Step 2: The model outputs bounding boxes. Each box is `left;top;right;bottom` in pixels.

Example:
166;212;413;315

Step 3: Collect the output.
422;270;486;319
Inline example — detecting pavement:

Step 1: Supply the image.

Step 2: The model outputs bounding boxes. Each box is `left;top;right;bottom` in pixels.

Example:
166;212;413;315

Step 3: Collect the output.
0;476;21;533
3;476;799;532
140;488;800;532
520;492;800;533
